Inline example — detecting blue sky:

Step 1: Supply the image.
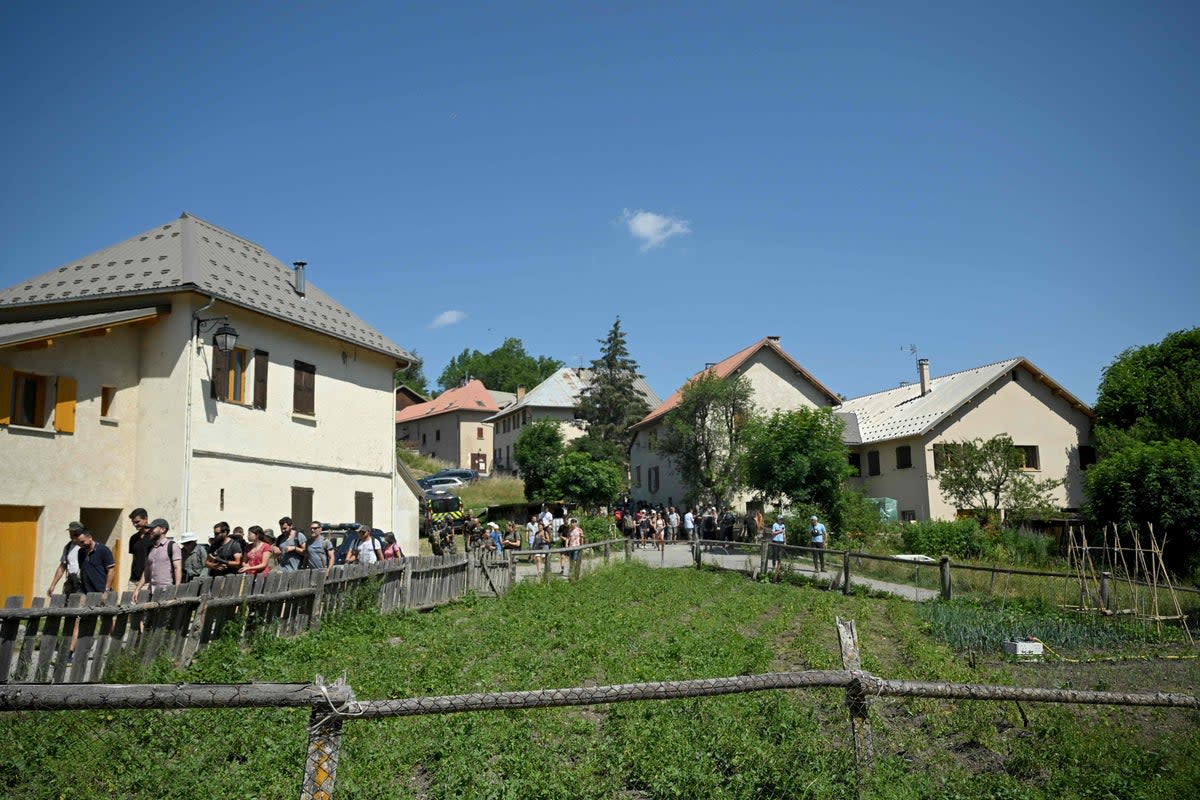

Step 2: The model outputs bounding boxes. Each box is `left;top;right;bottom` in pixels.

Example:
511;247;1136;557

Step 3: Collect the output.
2;2;1196;405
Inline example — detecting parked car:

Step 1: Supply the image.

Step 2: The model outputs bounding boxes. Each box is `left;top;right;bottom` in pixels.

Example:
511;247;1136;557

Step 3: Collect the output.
428;468;479;483
418;475;466;492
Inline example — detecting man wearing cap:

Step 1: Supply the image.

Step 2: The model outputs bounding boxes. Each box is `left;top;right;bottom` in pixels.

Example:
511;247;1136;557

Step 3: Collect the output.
126;507;154;592
133;519;181;601
180;532;208;582
809;515;828;573
47;522;85;597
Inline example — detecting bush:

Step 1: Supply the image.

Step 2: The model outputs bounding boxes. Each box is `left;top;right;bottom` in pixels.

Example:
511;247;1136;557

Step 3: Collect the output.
900;518;988;559
578;514;616;543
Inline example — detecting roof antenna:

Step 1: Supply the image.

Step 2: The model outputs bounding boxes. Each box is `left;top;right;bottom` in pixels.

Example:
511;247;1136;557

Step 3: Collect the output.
898;344;919;387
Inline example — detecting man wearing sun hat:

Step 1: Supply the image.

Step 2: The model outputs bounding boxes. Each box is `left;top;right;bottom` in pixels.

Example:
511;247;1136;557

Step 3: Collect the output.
180;532;208;582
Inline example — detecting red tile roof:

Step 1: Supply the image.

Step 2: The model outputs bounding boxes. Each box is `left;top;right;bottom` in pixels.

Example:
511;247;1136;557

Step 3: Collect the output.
395;379;500;423
630;337;840;431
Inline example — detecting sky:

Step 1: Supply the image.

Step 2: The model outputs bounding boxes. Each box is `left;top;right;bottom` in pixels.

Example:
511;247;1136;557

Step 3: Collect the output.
2;1;1197;406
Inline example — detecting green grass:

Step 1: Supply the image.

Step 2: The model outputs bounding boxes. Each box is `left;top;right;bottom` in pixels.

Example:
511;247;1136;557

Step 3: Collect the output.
457;473;527;511
3;564;1198;799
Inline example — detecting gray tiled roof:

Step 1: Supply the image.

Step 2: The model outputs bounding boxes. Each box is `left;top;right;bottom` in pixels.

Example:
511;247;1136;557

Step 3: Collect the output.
0;213;414;362
486;367;662;421
837;358;1024;444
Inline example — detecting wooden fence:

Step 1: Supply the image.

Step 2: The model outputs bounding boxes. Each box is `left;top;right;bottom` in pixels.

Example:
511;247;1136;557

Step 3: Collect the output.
0;551;514;684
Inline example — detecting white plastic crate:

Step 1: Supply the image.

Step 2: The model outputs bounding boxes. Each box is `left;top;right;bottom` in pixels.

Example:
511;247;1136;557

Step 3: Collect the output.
1002;639;1044;660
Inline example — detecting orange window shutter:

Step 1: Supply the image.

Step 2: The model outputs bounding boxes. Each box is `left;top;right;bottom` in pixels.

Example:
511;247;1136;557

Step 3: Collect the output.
55;376;77;433
0;363;11;425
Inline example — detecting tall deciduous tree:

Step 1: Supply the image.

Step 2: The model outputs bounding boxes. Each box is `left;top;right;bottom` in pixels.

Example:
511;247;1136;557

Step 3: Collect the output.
394;352;429;396
742;408;852;528
655;372;755;508
1094;327;1200;452
933;434;1062;522
547;451;626;509
513;419;565;501
576;317;649;462
437;338;563;393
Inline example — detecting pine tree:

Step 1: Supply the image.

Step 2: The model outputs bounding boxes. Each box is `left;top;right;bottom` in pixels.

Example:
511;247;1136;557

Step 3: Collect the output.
575;317;650;463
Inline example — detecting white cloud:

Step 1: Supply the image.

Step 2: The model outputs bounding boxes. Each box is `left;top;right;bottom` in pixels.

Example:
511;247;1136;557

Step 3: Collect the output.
429;309;466;329
621;208;691;251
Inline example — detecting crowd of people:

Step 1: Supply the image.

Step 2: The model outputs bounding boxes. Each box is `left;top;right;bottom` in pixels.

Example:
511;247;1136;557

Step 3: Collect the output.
430;507;584;577
47;508;406;602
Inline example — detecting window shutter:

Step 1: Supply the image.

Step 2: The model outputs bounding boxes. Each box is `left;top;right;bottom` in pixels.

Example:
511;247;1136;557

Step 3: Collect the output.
211;348;229;401
253;350;269;410
293;361;315;415
0;363;11;425
54;376;77;433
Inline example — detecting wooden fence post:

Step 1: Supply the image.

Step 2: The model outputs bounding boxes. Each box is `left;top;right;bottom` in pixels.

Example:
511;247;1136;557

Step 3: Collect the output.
940;557;953;601
841;550;851;595
624;538;631;562
1100;571;1110;611
759;540;768;577
302;676;352;800
836;617;873;782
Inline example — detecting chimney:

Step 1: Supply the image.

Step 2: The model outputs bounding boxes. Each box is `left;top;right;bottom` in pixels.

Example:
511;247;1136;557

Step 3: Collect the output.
918;358;931;396
767;335;780;343
292;261;307;297
516;385;526;401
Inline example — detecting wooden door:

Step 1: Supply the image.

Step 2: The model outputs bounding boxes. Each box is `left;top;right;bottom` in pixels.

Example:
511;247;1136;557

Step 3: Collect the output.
0;505;40;606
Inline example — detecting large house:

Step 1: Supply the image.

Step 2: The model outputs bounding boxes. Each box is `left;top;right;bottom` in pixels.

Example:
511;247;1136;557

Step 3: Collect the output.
488;367;661;474
628;337;840;507
0;213;420;603
394;380;505;473
837;357;1095;522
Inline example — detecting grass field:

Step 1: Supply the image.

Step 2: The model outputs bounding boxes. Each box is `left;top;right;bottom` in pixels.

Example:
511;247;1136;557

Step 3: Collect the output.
4;563;1197;799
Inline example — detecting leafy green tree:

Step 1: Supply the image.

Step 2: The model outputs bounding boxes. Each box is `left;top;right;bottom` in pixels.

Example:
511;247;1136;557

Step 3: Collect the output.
547;451;626;509
513;419;564;501
576;317;649;462
437;337;563;393
1094;327;1200;451
933;435;1062;523
742;408;852;530
394;352;429;396
655;372;755;508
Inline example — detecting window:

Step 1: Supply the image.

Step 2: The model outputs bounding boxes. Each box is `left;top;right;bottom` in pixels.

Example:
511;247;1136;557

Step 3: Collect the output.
293;361;316;415
633;465;642;488
291;486;314;531
648;467;660;494
435;429;441;442
11;371;48;427
477;426;484;440
848;453;862;477
1079;445;1097;470
212;347;249;403
896;445;912;470
867;450;880;476
101;386;116;417
253;350;269;410
354;491;373;528
932;442;965;473
1016;445;1040;470
900;510;917;523
422;433;427;446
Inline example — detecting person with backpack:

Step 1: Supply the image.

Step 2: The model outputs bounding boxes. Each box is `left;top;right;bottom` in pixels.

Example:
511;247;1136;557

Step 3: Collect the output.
47;521;85;598
180;532;208;582
275;517;307;572
132;518;181;601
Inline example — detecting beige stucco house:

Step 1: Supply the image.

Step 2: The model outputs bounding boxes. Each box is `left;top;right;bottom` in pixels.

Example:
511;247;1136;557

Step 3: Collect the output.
628;337;840;508
837;357;1095;522
0;213;421;604
395;380;499;473
488;367;661;474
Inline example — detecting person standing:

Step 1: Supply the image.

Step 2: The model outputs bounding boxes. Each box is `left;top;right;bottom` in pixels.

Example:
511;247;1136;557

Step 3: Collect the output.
276;517;307;572
770;519;786;569
809;515;828;573
126;508;154;592
382;533;404;560
667;508;680;543
305;521;335;574
238;526;273;576
566;517;584;575
133;518;182;601
47;522;85;598
205;522;243;577
683;508;696;542
347;526;382;565
76;529;116;595
526;516;538;549
180;532;208;582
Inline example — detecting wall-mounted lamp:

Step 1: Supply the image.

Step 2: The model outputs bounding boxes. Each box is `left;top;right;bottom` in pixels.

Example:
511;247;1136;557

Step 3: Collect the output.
195;315;239;354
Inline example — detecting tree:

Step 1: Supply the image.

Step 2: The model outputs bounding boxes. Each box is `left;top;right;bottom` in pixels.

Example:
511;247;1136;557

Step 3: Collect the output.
1085;439;1200;571
437;338;563;393
513;419;564;501
394;352;428;396
575;317;649;462
547;451;626;509
742;408;852;529
1094;327;1200;451
933;435;1062;523
655;372;755;508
